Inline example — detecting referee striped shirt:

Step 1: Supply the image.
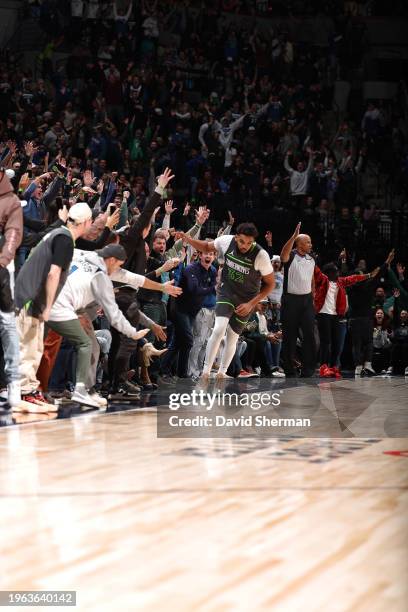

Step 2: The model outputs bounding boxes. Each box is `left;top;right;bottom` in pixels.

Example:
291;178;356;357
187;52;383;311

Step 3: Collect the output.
283;250;315;295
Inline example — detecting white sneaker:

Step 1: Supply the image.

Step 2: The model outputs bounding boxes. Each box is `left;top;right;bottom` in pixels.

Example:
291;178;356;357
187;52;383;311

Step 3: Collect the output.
71;384;100;408
8;381;21;408
363;362;376;376
89;390;107;408
355;365;363;376
385;367;393;376
405;367;408;377
272;371;286;378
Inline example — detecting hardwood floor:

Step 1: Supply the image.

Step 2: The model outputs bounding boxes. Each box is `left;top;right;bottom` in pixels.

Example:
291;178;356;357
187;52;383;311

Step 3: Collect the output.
0;377;407;611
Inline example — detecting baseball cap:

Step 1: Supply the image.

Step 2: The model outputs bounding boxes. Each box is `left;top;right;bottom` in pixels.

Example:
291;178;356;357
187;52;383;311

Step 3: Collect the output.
68;202;93;223
271;255;281;263
96;244;127;260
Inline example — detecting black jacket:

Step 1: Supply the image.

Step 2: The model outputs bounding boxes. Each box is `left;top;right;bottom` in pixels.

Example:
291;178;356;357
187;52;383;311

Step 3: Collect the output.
119;190;162;275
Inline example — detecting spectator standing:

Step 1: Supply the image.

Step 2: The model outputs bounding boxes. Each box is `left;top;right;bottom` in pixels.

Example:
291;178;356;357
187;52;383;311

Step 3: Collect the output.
0;169;23;412
14;202;93;407
161;248;217;379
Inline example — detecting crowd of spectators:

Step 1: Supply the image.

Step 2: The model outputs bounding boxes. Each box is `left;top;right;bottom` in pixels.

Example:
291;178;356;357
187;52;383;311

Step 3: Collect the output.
0;0;407;415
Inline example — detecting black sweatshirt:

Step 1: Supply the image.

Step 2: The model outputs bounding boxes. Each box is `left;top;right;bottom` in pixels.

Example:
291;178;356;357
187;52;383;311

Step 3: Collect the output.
119;190;162;276
347;264;387;317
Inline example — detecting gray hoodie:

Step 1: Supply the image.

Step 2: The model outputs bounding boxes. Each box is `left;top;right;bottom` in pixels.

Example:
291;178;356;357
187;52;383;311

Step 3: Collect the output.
49;249;153;337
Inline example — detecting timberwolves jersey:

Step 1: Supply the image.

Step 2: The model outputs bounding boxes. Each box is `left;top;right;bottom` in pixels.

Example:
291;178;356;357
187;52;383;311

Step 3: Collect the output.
219;237;262;302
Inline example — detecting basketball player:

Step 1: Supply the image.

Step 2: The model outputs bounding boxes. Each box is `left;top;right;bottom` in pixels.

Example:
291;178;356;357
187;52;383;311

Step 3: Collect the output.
280;222;316;377
179;222;275;379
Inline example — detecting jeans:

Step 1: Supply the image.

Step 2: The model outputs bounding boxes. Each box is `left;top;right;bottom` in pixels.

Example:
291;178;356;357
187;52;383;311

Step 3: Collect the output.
161;311;194;377
0;310;20;384
95;329;112;385
188;307;215;377
265;340;282;368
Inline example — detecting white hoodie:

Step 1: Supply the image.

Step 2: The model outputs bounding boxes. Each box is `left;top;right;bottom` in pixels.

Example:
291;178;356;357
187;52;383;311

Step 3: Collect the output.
49;250;145;338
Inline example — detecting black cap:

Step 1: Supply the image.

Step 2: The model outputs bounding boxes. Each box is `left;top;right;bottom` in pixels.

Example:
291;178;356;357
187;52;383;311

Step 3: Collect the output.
96;244;127;261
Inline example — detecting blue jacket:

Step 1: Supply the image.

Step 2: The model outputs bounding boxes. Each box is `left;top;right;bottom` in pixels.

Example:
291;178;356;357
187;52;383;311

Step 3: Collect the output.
22;177;64;225
177;262;217;316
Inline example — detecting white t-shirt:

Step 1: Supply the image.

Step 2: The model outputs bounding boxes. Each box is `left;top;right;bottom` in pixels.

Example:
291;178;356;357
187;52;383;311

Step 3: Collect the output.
319;281;338;315
268;271;283;303
213;235;273;276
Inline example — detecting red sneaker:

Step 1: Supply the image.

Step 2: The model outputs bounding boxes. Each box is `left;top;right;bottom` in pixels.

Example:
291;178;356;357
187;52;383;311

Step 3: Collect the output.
332;367;342;379
238;370;254;378
22;391;48;406
319;364;330;377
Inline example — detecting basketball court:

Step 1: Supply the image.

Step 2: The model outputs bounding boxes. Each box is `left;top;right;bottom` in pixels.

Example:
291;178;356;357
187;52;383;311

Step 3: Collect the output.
0;377;407;611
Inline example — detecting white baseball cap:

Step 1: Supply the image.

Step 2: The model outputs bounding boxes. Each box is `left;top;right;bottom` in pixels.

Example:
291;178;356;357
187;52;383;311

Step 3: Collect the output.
271;255;281;263
68;202;93;223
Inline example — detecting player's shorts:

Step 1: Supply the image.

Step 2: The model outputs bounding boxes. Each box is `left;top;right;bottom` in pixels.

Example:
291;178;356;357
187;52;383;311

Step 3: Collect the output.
215;295;250;335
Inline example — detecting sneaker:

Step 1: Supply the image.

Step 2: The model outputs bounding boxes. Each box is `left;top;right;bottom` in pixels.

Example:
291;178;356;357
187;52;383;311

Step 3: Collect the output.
71;384;101;408
89;389;108;408
332;367;342;380
355;365;363;376
405;367;408;377
7;381;21;408
237;370;254;378
20;391;55;413
141;384;157;392
271;370;286;377
158;374;177;385
115;382;141;397
43;392;57;403
361;367;375;377
319;364;331;377
385;367;393;376
22;390;50;406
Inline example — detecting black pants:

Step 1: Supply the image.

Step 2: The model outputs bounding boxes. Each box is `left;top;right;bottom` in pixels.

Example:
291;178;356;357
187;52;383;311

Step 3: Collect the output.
242;335;271;375
281;293;316;375
390;342;408;373
372;347;391;373
140;301;167;377
350;316;373;366
109;290;140;388
161;311;195;378
317;313;343;367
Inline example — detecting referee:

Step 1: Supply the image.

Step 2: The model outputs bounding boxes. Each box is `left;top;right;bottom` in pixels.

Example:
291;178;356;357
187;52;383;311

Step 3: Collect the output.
280;222;316;377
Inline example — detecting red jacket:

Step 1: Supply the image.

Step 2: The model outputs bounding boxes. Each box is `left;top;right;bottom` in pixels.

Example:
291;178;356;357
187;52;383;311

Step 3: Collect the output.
313;266;369;315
